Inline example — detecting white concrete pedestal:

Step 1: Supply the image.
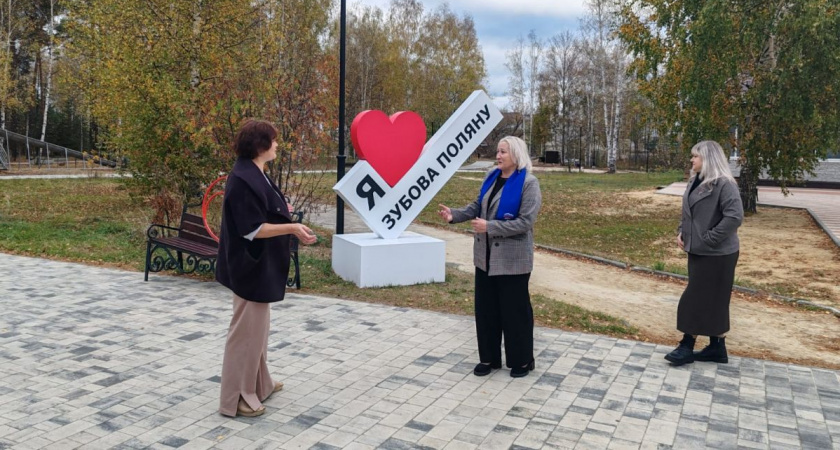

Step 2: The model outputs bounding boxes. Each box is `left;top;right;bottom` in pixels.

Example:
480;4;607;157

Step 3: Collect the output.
332;232;445;288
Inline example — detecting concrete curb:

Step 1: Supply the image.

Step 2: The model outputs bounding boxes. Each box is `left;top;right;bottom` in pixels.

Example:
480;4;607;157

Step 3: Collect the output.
629;266;687;281
631;262;839;318
535;244;629;269
768;294;840;318
805;209;840;248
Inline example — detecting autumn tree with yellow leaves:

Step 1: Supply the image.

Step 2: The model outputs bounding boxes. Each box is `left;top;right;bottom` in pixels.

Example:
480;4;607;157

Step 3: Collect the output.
64;0;336;219
344;0;486;149
63;0;485;220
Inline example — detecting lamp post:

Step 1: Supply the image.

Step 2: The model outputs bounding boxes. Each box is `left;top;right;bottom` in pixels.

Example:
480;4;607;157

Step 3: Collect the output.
336;0;347;235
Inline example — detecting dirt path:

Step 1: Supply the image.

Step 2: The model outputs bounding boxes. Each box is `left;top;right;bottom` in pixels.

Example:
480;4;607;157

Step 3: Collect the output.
309;206;840;369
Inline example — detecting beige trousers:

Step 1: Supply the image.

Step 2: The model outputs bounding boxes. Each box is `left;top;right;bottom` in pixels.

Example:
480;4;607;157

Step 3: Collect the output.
219;295;275;417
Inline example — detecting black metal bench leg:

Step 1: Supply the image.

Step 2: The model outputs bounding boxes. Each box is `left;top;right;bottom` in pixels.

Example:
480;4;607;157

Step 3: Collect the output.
293;250;301;288
144;240;152;282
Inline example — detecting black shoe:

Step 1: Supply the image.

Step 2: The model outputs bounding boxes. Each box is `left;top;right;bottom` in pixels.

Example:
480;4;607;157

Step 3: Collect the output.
664;334;695;366
510;360;535;378
695;336;728;363
473;362;501;377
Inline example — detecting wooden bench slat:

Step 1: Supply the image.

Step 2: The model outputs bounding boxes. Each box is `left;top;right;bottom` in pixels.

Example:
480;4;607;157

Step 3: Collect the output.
179;233;219;249
180;220;208;235
179;227;219;248
181;213;204;223
173;213;219;248
177;232;219;250
155;237;217;257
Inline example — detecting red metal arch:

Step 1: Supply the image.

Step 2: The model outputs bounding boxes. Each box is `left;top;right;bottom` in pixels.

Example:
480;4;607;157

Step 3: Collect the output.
202;175;227;242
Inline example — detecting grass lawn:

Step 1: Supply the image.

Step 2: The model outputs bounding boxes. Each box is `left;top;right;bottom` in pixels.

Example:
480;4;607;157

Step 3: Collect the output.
0;177;638;339
0;178;150;270
415;170;686;267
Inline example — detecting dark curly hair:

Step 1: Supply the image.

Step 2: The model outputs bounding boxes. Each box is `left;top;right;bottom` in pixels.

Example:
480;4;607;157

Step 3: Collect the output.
233;119;278;159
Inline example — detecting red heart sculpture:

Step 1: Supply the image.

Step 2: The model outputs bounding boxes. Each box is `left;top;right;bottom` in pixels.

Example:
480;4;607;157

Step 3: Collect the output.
351;110;427;187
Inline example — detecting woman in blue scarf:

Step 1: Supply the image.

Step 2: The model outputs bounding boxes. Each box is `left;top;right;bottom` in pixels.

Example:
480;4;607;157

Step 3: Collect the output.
438;136;542;378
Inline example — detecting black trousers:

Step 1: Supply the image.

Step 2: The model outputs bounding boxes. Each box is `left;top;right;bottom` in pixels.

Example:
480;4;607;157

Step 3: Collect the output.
474;268;534;368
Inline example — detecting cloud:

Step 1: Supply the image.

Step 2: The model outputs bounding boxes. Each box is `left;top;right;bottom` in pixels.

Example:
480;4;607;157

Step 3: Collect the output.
452;0;587;18
480;40;512;97
491;94;511;110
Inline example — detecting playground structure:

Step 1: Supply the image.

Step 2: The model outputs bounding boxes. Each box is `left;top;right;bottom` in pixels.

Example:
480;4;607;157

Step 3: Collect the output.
0;128;118;170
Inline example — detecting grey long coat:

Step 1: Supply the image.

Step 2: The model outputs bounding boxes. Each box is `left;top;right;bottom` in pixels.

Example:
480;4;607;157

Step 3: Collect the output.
678;176;744;255
450;171;542;276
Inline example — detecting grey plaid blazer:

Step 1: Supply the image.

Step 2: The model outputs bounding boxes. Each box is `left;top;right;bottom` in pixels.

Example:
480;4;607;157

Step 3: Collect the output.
450;170;542;275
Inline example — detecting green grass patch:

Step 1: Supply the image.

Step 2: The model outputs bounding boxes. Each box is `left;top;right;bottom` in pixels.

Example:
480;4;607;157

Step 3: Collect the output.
0;180;638;339
0;178;150;269
531;293;638;337
415;170;685;267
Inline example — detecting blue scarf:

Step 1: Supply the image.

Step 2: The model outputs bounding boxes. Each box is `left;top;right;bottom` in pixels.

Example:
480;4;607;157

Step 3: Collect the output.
478;168;526;220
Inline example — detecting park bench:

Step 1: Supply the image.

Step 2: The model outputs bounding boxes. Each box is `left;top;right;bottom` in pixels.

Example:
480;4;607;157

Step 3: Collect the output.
144;209;304;289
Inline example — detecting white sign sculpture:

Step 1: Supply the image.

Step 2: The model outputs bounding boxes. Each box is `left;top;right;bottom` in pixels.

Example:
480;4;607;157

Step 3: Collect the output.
332;90;502;287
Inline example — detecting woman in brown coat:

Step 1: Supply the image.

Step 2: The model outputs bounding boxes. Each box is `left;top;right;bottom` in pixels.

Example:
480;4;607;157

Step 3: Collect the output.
216;119;317;417
665;140;743;366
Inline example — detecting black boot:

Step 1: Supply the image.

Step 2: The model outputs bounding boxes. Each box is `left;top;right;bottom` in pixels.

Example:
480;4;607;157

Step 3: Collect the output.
664;334;695;366
694;336;728;363
473;362;502;376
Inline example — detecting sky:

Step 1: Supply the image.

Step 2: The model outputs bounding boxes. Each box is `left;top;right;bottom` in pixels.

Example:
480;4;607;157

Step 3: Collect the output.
349;0;588;109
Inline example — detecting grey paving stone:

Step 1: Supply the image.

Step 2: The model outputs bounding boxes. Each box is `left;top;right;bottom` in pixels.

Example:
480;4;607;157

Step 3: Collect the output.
0;253;838;449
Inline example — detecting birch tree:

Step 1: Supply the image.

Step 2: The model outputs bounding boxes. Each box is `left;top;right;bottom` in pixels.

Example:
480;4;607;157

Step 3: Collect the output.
505;36;526;137
544;31;579;162
38;0;54;142
583;0;629;173
525;30;542;154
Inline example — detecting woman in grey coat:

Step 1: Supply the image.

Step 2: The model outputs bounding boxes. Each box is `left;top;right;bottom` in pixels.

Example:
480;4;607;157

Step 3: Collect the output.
666;140;744;366
438;136;542;378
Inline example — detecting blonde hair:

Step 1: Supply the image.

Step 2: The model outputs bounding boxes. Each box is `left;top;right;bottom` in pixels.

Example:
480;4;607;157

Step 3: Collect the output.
499;136;532;172
691;140;735;186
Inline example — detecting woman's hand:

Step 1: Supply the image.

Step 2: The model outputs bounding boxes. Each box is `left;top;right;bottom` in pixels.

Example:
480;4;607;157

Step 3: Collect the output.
437;204;453;223
294;224;317;245
471;218;487;234
676;233;684;250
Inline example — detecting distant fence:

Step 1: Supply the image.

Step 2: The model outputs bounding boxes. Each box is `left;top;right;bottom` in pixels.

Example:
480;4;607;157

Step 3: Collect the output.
0;128;117;169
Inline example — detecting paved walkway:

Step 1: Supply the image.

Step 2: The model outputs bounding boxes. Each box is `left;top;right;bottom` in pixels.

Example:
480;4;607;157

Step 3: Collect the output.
658;183;840;247
1;254;839;449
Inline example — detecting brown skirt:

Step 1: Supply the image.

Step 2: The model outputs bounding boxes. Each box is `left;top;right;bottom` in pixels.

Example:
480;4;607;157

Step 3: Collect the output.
219;295;275;417
677;251;739;336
